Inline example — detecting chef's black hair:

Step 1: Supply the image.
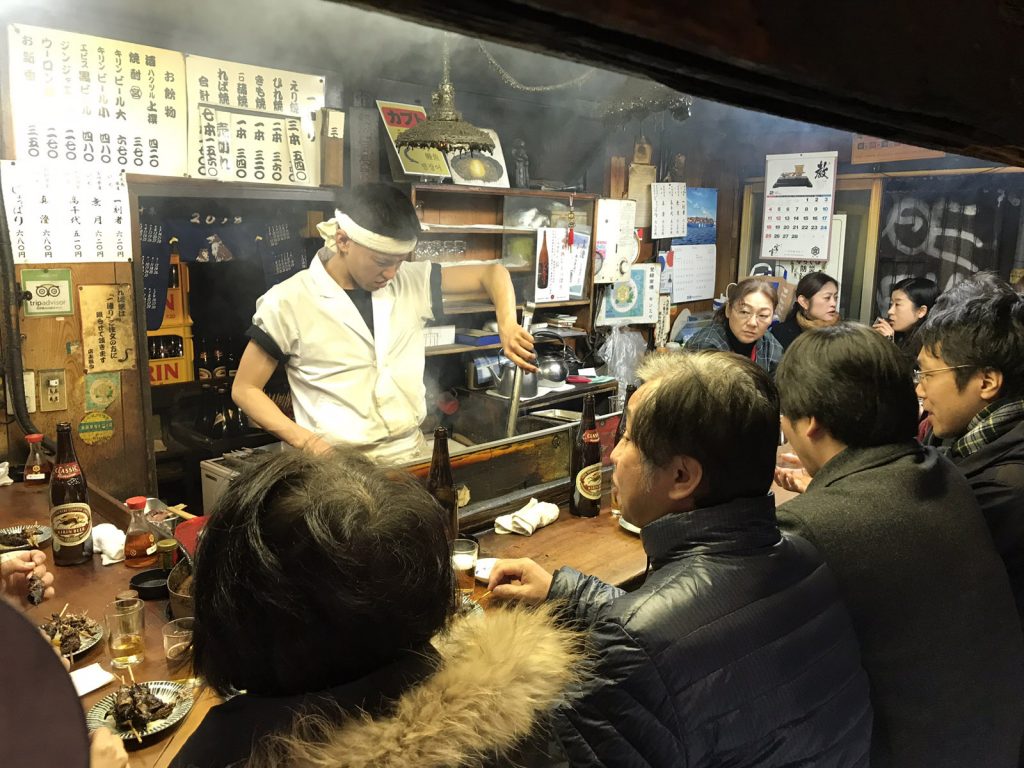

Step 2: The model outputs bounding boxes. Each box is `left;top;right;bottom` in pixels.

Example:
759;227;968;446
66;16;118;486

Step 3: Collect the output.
334;183;421;240
192;447;454;697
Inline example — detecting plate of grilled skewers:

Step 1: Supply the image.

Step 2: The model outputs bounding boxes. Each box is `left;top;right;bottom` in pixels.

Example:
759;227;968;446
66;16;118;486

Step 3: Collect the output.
0;523;51;553
86;666;195;746
39;604;104;657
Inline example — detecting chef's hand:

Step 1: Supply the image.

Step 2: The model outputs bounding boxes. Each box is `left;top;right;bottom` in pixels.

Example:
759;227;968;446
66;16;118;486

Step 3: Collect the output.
499;322;537;372
299;433;333;456
0;549;55;605
872;317;895;340
488;558;552;605
90;727;131;768
774;467;811;494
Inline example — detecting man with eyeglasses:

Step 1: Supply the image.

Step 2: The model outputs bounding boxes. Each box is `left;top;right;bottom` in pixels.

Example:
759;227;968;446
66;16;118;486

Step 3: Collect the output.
917;272;1024;628
775;323;1024;768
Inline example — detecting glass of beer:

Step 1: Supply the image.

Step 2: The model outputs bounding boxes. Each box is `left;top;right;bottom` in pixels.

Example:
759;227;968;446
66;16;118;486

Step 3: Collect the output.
451;538;478;599
105;598;145;668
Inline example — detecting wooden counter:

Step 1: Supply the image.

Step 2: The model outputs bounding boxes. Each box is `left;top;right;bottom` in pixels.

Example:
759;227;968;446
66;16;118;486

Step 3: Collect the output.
0;483;191;767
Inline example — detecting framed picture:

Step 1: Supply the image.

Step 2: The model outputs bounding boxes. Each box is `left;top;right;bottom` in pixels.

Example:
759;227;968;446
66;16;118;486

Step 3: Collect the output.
446;129;509;188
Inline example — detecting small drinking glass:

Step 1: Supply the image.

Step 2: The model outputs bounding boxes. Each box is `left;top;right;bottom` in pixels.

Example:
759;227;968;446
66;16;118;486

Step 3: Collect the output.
104;598;145;668
451;539;478;599
162;617;193;671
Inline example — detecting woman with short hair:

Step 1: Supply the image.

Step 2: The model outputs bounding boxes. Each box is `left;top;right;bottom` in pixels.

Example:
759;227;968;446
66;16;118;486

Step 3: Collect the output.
873;276;940;360
772;271;840;351
683;277;783;376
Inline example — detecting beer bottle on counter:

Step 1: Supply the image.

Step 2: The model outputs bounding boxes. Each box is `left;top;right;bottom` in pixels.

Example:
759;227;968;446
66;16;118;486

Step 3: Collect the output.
570;394;602;517
212;337;227;379
426;427;459;540
49;422;94;566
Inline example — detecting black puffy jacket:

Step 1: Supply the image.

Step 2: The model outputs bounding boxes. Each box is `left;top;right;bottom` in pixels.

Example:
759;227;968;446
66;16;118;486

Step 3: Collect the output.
549;495;872;768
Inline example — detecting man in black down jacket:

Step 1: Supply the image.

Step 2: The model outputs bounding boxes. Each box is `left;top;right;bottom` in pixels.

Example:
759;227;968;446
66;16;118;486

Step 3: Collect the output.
776;323;1024;768
490;350;872;767
917;272;1024;627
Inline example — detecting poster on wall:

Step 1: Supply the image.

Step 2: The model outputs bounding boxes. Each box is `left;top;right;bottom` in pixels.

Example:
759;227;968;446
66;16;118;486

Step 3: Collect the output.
596;264;659;326
1;160;130;263
79;284;136;372
446;129;509;187
671;188;718;247
376;101;450;179
7;24;188;176
760;151;837;262
186;55;325;186
671;244;717;303
534;228;589;304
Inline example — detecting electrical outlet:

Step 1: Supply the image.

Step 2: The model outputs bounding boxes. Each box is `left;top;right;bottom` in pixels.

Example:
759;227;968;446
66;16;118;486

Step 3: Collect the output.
39;368;67;412
6;371;36;414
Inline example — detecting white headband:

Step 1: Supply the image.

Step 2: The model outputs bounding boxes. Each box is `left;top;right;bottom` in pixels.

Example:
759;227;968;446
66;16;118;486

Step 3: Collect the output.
332;210;417;256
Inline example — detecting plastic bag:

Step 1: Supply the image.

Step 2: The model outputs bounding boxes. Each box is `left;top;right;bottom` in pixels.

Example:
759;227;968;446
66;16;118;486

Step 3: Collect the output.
598;327;647;409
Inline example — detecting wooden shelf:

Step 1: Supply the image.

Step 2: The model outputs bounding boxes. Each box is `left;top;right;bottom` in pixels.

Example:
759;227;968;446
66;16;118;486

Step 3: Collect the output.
420;224;536;235
412;183;597;201
426;342;503;357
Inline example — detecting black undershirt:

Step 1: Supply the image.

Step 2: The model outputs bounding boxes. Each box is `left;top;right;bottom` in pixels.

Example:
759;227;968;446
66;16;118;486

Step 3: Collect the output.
345;286;375;335
725;323;755;359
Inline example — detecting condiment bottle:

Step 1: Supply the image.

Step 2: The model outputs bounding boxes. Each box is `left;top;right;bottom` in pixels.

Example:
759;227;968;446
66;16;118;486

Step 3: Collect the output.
23;433;52;486
426;427;459;540
124;496;157;569
49;422;93;566
570;394;602;517
156;539;178;571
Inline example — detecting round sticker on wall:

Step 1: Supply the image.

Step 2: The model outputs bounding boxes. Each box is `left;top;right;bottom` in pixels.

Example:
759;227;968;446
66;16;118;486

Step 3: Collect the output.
78;411;114;445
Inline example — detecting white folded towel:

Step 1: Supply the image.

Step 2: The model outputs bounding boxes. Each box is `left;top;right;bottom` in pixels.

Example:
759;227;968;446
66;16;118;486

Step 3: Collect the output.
494;498;559;536
91;523;125;565
0;461;12;486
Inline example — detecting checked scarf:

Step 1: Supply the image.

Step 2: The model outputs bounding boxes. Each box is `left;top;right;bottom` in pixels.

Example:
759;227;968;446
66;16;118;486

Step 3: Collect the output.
949;397;1024;459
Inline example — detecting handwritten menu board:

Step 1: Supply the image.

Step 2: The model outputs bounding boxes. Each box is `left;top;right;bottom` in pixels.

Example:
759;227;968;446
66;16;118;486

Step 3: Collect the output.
186;55;324;186
79;284;136;372
650;183;687;240
7;24;188;176
760;151;837;262
376;100;450;178
1;160;130;263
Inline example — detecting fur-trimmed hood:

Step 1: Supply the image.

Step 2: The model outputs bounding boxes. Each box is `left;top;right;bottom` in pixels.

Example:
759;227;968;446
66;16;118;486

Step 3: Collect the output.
252;604;581;768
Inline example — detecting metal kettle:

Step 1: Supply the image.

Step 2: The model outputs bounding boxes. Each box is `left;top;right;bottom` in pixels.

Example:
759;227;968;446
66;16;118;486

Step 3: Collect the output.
488;357;538;398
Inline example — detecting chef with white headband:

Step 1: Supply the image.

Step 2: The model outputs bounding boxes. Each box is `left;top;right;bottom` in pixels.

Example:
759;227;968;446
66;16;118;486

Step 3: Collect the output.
232;183;535;463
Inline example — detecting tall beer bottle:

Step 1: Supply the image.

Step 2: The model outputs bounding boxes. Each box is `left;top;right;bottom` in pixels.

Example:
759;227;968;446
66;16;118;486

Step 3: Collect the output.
613;384;637;447
195;337;213;434
570;394;602;517
426;427;459;540
49;422;94;566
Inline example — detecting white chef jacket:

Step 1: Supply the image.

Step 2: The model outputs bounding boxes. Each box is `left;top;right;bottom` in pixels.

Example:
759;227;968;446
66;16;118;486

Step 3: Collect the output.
249;254;439;463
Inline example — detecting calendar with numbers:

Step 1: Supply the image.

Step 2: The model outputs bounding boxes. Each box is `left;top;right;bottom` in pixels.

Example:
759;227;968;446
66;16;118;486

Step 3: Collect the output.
760;151;837;262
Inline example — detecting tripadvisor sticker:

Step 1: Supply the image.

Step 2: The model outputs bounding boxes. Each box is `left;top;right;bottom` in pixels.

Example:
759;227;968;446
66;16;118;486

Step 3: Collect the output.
78;411;114;445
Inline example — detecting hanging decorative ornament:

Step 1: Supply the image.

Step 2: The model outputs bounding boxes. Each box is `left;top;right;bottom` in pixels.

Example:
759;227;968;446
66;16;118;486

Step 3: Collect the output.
566;194;576;246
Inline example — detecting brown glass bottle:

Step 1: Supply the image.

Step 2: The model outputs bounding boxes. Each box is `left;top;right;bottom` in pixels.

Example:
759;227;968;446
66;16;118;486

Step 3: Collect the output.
49;422;94;566
537;232;550;289
426;427;459;540
570;394;602;517
613;384;637;447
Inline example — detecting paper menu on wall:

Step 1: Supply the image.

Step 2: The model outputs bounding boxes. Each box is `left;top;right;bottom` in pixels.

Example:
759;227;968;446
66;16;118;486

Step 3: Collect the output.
627;164;657;227
671;244;716;303
534;228;589;303
593;198;638;284
650;183;687;240
596;264;659;326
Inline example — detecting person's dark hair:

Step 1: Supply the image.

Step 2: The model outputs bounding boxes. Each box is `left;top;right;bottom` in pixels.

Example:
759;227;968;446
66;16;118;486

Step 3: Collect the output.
192;448;454;698
918;272;1024;397
334;183;421;241
786;271;838;321
713;277;778;324
632;351;780;504
777;323;919;446
891;277;940;316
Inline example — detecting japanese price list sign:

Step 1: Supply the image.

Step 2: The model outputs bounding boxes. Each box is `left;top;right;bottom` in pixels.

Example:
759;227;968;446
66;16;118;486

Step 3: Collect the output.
760;151;838;262
186;56;325;186
7;24;188;176
1;160;129;263
376;101;450;178
79;284;137;372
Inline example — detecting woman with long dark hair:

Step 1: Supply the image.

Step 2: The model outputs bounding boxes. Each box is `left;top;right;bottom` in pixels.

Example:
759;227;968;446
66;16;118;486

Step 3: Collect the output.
772;271;840;351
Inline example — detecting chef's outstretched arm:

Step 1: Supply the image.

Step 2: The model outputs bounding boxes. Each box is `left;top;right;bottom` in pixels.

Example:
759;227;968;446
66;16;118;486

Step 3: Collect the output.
231;341;331;454
441;262;536;371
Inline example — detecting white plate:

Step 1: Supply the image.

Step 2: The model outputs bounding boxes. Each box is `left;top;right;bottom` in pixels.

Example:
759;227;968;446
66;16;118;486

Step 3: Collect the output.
618;516;641;535
0;524;52;552
475;557;497;583
86;680;194;744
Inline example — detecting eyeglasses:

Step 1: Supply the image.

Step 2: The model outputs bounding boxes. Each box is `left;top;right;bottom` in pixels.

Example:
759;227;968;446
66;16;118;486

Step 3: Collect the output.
733;306;774;324
912;365;975;385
